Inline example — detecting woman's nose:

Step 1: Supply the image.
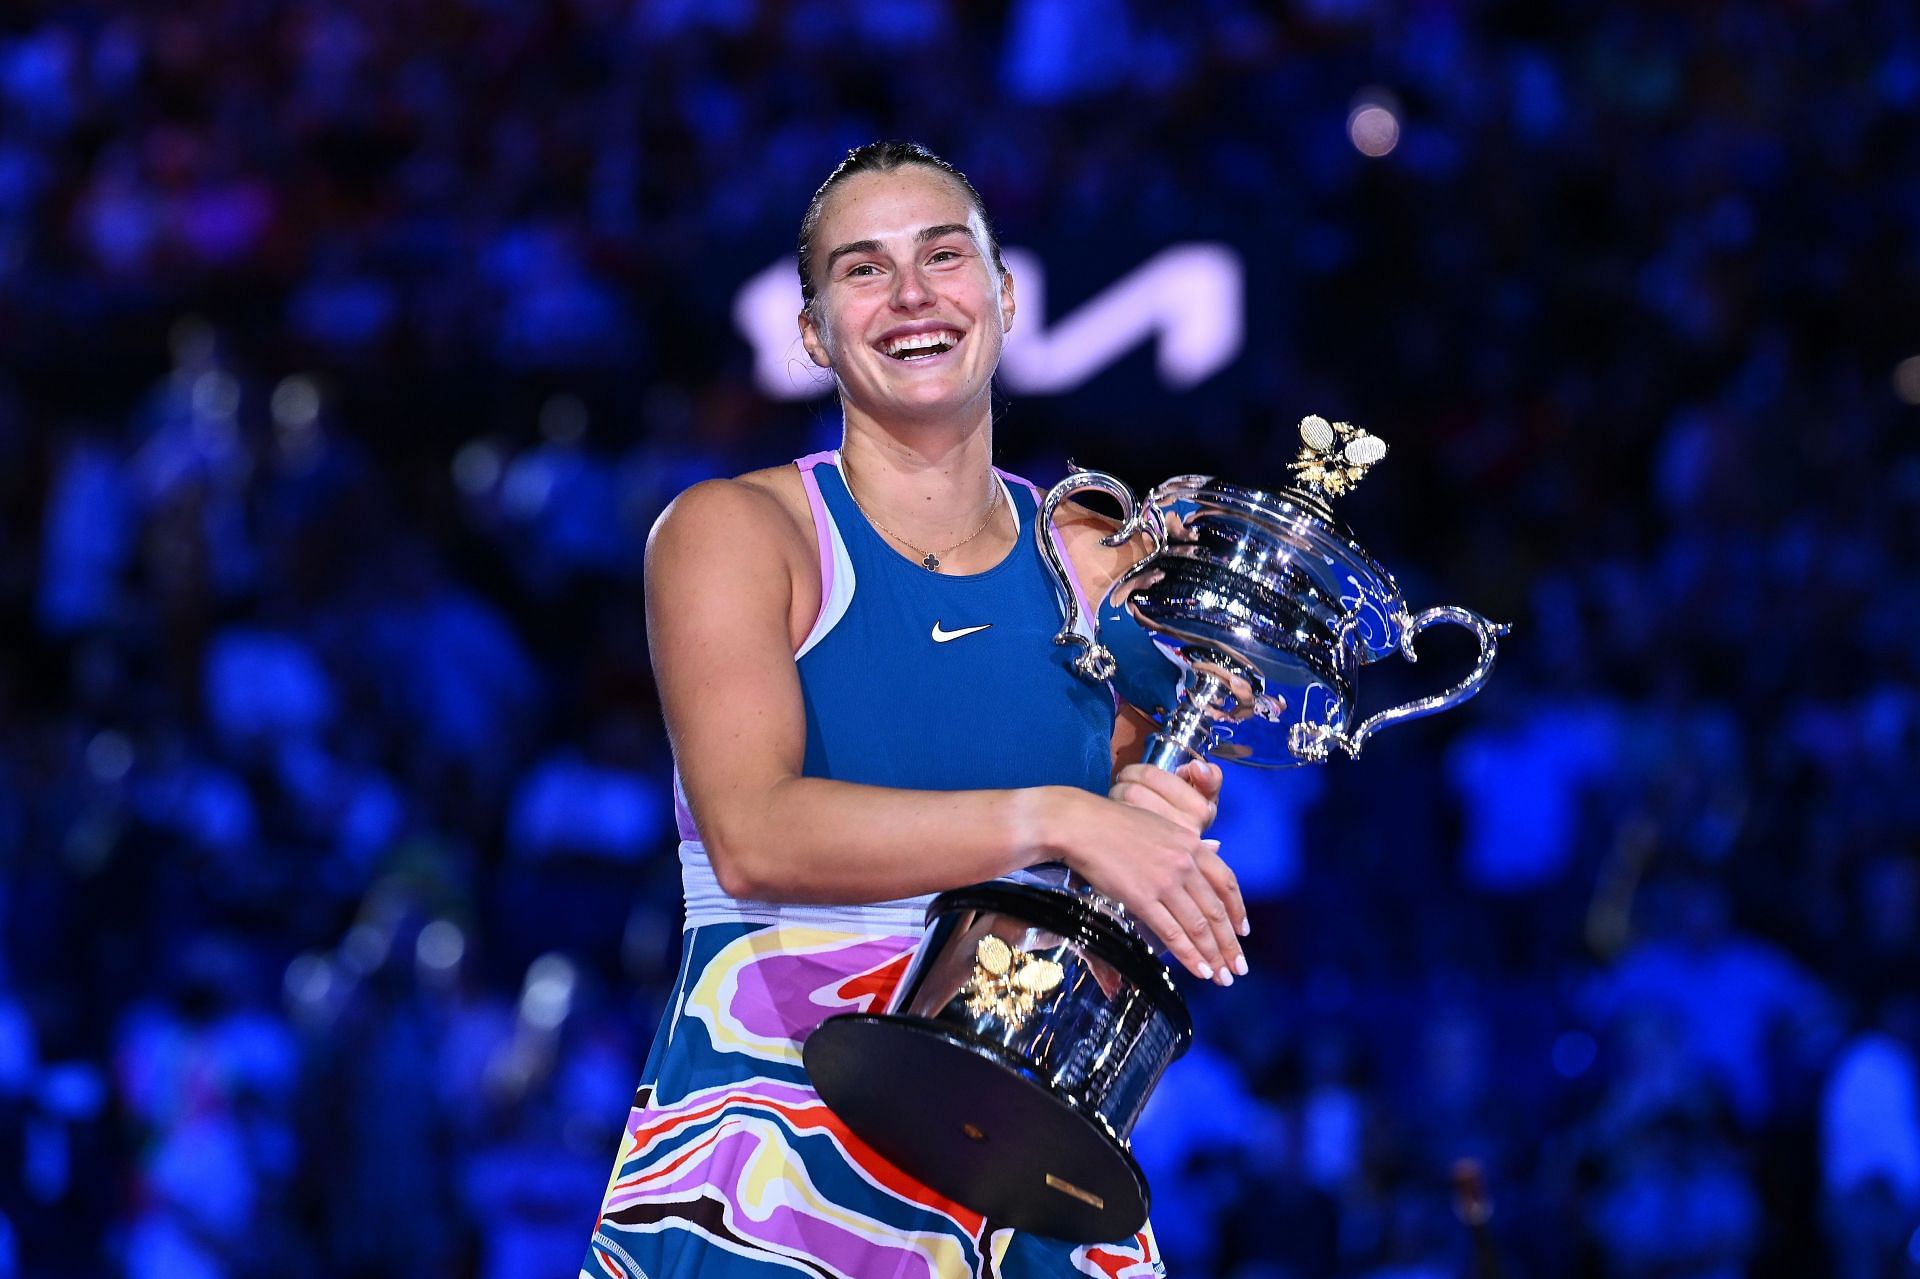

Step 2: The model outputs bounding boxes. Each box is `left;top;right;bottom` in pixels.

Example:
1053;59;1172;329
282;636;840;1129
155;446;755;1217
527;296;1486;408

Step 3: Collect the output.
892;265;933;309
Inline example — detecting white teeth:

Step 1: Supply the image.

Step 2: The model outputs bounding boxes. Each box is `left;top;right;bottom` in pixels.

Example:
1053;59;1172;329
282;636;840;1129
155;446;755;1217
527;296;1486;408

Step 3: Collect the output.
882;331;961;357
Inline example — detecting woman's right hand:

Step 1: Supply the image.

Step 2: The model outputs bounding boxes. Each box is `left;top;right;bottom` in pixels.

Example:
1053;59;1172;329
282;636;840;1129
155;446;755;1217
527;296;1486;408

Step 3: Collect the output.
1050;788;1248;986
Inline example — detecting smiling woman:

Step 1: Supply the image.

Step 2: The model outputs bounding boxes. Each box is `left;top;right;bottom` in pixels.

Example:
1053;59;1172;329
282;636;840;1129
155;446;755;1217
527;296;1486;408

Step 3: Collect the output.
794;152;1014;446
578;142;1244;1278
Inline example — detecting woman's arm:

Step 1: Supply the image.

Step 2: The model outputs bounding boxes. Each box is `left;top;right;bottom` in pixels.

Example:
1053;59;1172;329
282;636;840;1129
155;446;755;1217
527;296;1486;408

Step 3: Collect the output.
649;475;1246;982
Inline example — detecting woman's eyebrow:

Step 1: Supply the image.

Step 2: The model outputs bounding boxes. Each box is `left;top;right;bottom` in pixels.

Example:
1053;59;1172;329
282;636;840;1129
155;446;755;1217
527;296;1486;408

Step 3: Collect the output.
823;238;883;273
914;223;976;245
824;224;979;274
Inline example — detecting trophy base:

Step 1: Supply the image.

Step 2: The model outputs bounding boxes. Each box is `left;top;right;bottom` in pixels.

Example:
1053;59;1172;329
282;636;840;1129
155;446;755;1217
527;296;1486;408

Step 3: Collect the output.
805;1013;1149;1242
805;881;1189;1241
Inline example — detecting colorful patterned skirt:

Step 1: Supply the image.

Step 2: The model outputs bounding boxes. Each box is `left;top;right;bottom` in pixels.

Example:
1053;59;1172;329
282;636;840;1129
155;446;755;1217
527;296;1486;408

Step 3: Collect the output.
581;920;1164;1278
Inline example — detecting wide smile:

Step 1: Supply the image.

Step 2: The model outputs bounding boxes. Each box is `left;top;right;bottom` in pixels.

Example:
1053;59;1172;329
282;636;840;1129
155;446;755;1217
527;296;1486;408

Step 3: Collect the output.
874;328;966;365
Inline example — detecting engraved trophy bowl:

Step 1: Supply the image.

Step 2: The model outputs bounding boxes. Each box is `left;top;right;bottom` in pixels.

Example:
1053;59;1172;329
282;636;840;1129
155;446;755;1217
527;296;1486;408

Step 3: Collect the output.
804;882;1189;1241
804;417;1507;1242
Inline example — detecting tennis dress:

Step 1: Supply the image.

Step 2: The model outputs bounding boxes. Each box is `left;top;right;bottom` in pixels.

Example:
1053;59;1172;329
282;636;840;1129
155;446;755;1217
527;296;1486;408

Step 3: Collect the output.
580;452;1165;1278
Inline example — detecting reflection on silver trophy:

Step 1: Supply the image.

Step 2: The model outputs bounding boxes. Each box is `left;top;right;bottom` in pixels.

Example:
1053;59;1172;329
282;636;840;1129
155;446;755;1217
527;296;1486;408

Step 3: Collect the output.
805;417;1508;1242
1045;413;1509;770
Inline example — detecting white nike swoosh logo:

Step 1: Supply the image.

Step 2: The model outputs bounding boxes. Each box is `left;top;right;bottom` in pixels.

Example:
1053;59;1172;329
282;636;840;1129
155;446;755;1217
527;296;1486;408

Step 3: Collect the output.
931;621;993;643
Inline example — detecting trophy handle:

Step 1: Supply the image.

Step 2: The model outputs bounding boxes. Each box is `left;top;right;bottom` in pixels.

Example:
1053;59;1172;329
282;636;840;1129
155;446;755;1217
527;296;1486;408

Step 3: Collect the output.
1038;469;1165;683
1297;605;1509;761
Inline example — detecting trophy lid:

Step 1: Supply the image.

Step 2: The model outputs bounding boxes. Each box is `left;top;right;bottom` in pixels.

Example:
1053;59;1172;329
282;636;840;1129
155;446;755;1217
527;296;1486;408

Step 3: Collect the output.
1146;417;1407;660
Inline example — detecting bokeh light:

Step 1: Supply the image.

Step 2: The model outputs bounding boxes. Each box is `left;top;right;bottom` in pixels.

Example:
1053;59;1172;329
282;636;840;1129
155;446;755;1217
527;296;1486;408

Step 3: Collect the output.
520;953;577;1031
1894;355;1920;405
416;920;466;974
191;369;240;421
502;453;556;518
1347;90;1401;158
83;730;132;784
270;375;321;429
340;923;391;977
452;439;504;495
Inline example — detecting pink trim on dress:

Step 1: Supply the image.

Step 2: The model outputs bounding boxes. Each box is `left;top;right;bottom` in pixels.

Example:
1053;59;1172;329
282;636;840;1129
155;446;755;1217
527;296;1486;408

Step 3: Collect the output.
672;768;700;842
796;452;838;645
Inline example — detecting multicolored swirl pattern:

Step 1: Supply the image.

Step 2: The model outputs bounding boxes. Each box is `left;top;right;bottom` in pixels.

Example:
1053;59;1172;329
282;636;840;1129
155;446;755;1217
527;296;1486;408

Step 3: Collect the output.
581;921;1164;1278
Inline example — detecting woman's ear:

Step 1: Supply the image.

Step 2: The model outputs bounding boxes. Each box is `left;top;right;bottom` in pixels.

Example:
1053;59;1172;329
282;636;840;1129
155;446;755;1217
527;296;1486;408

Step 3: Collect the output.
999;269;1016;333
798;307;833;368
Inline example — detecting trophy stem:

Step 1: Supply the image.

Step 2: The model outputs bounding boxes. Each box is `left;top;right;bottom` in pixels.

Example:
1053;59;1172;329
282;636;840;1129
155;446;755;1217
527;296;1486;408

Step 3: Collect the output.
1141;669;1231;772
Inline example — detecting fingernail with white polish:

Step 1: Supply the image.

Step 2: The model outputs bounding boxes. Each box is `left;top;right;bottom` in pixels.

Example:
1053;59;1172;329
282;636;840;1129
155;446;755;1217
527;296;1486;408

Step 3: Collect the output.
1200;839;1221;853
1217;970;1234;987
1234;954;1249;976
1237;918;1250;937
1198;963;1214;980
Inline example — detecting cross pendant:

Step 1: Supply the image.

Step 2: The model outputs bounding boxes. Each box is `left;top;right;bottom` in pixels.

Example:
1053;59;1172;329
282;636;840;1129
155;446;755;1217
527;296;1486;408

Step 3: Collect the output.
922;552;941;571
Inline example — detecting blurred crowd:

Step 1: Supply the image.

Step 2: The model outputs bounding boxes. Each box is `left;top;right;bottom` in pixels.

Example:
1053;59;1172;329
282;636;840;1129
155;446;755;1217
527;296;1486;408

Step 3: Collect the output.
2;1;1919;1277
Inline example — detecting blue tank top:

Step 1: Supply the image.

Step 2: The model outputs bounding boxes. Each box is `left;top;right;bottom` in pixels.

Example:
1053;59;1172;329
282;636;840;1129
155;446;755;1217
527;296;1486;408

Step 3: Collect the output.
672;451;1114;931
794;452;1113;794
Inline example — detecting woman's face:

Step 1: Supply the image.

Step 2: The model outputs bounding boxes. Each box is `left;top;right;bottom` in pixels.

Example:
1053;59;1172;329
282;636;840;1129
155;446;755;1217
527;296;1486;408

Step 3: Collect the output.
798;166;1015;428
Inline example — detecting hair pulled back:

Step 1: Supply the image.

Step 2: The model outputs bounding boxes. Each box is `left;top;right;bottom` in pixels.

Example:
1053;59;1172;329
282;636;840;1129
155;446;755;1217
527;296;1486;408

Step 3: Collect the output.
796;141;1004;313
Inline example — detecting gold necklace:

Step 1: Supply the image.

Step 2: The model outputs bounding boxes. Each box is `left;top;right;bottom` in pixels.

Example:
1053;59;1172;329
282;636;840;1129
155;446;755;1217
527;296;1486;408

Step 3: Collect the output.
841;457;1002;572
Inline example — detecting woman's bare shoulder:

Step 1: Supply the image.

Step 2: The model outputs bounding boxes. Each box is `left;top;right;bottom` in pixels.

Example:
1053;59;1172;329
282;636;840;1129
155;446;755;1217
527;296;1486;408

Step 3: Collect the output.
649;464;814;558
646;463;826;651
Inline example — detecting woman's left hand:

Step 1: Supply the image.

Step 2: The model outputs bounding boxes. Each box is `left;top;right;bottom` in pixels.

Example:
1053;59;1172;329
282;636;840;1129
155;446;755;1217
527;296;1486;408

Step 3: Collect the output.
1109;760;1222;836
1107;759;1246;952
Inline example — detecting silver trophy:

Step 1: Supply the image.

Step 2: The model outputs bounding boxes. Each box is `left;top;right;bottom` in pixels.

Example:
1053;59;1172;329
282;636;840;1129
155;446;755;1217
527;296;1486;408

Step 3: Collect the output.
805;417;1507;1241
1043;414;1508;771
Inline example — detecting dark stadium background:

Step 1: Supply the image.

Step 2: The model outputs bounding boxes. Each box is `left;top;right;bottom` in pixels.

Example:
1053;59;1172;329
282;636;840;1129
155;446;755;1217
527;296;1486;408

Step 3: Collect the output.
2;2;1917;1276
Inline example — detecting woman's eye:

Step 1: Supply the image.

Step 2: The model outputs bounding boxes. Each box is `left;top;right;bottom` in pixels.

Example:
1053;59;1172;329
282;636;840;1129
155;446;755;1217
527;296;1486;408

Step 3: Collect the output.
928;249;960;263
846;263;880;277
